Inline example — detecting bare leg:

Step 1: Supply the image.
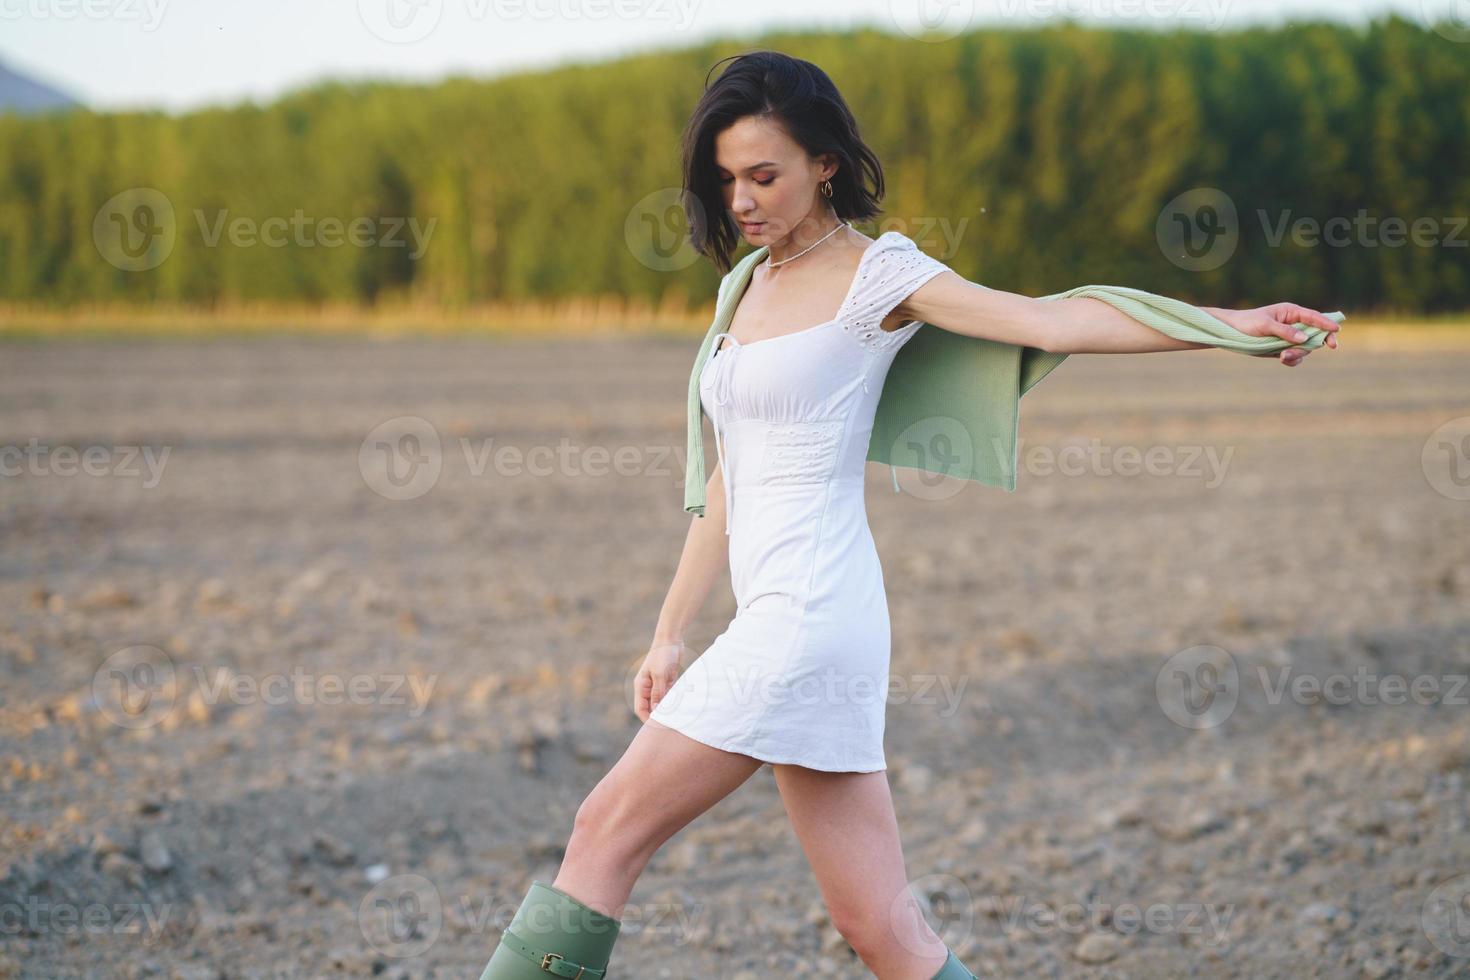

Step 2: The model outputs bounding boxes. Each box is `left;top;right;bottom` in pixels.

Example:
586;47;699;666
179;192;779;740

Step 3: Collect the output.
773;764;952;980
551;718;764;918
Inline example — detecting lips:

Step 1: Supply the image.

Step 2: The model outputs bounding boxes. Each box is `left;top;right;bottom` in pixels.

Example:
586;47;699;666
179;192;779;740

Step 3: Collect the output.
742;222;764;231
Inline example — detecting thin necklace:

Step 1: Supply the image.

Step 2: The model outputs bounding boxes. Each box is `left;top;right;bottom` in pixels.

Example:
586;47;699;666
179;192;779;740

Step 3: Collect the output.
763;220;851;268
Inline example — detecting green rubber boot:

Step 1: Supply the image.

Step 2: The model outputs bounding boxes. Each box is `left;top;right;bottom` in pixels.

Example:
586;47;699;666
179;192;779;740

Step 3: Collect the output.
477;879;622;980
930;946;977;979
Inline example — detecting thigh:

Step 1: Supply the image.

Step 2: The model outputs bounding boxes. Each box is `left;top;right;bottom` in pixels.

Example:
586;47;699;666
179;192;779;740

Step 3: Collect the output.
595;719;765;847
554;721;765;917
772;765;909;907
772;764;938;957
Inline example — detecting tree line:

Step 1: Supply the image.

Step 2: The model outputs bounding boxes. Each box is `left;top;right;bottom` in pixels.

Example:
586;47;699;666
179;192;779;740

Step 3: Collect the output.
0;15;1465;317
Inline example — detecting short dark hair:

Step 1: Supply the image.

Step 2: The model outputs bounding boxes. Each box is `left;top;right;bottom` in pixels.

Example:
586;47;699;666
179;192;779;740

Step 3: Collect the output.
681;50;886;275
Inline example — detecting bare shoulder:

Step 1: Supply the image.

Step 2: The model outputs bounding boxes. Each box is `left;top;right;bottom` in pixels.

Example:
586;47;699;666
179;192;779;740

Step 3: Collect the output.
831;228;880;267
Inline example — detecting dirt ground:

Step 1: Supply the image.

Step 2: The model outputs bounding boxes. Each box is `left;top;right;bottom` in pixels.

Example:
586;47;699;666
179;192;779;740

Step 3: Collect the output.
1;334;1467;979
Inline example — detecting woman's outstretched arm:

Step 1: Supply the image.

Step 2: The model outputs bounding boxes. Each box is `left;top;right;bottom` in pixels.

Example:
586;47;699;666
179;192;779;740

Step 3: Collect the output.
897;272;1342;366
1045;300;1342;365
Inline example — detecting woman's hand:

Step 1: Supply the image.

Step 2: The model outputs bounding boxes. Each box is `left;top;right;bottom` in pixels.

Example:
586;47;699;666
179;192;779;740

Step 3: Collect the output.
1207;303;1342;366
634;640;687;723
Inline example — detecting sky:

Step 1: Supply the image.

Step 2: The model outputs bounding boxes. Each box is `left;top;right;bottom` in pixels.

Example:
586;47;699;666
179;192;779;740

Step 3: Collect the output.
0;0;1452;114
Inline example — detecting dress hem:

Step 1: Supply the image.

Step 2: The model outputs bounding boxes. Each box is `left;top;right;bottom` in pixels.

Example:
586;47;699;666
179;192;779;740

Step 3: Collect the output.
646;714;887;774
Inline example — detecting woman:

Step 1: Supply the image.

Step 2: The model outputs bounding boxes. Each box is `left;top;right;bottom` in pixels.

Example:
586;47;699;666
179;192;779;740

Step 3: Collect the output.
478;50;1340;980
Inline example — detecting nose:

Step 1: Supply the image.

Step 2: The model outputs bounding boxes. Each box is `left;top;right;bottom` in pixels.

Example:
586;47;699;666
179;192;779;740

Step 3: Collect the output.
727;185;756;211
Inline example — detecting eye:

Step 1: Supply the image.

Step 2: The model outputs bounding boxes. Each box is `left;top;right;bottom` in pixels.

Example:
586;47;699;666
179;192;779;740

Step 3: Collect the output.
719;177;775;186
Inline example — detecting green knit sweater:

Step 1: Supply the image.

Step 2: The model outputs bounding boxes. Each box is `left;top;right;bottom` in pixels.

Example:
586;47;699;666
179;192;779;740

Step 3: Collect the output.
683;243;1344;517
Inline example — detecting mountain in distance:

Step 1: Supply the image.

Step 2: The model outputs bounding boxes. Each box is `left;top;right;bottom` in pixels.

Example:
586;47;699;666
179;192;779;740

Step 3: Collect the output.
0;59;81;115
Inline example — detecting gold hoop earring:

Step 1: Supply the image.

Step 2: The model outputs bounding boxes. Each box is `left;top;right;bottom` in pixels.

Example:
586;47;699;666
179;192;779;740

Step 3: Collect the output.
821;179;834;198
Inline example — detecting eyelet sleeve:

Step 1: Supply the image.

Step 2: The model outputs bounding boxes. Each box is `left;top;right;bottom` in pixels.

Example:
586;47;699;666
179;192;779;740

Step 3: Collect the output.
839;232;953;354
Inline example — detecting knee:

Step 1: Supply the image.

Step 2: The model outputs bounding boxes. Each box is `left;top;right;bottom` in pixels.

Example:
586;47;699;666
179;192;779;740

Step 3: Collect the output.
568;774;660;861
569;781;619;845
827;901;893;959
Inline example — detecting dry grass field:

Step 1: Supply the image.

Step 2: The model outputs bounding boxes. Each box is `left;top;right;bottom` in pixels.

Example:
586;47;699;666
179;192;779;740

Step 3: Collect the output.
1;331;1467;978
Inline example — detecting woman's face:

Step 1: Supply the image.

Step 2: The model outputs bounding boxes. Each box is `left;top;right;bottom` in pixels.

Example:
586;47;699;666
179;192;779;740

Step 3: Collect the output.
713;115;833;245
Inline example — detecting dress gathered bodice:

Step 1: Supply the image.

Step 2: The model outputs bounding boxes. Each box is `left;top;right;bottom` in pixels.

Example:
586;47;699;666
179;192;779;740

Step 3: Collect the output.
699;230;949;535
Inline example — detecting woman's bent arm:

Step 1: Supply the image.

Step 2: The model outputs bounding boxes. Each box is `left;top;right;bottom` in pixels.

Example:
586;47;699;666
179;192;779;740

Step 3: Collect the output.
652;458;729;645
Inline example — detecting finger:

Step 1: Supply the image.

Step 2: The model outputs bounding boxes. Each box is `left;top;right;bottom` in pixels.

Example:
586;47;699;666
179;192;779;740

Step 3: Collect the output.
653;665;676;709
1262;309;1308;344
1284;304;1340;334
635;671;650;721
1276;320;1310;344
1306;308;1341;333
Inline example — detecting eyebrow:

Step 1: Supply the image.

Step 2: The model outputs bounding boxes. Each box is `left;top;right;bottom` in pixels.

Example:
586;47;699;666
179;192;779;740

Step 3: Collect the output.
715;160;780;173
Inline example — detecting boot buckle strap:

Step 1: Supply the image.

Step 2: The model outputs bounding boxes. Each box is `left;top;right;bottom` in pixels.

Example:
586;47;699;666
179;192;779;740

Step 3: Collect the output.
541;952;581;978
502;928;604;979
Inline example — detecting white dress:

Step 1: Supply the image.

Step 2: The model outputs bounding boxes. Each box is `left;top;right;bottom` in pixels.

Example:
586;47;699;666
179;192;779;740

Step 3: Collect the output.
648;231;954;773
